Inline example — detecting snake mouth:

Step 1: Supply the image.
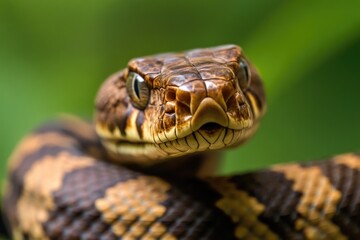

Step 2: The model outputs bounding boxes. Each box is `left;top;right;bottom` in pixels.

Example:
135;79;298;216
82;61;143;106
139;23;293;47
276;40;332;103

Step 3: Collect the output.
103;123;254;165
199;122;223;133
100;124;254;165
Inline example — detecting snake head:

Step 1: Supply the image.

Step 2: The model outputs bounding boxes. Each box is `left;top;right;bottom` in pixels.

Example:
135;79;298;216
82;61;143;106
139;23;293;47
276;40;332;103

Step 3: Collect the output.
95;45;266;164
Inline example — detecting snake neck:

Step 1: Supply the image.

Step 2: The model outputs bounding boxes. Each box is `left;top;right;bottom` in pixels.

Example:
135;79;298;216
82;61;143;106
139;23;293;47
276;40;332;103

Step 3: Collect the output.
120;152;221;178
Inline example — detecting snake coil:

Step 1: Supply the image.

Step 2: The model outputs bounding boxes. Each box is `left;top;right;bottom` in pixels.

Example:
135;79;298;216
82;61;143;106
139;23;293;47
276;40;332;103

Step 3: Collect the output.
2;45;360;239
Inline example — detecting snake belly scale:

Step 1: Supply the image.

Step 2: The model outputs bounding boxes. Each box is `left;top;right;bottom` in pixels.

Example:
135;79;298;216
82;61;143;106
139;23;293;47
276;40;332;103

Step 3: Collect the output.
2;45;360;239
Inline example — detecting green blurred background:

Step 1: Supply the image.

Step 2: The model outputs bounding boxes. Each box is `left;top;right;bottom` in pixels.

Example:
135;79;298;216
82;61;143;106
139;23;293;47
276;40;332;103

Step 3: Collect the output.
1;0;360;179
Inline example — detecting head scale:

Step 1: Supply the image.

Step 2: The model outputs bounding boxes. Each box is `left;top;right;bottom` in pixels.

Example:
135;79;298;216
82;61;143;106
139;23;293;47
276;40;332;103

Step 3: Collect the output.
95;45;266;164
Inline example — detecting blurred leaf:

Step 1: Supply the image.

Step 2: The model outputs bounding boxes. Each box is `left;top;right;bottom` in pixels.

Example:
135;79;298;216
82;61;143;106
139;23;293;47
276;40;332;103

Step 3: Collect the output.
245;0;360;99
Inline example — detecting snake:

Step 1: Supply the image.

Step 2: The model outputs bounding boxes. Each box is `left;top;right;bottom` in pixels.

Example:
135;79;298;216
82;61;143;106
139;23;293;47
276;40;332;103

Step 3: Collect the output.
2;45;360;239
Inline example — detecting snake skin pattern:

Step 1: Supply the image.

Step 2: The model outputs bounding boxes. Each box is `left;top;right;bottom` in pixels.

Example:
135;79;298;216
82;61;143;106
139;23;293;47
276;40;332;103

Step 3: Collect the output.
2;45;360;239
3;118;360;240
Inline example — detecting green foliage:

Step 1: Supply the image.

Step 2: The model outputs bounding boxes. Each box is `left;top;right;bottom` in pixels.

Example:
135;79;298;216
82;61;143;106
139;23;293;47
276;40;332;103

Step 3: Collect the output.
0;0;359;178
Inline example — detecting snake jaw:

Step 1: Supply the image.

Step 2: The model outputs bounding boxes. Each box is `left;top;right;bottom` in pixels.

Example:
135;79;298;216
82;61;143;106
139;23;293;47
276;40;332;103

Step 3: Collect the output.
98;123;255;165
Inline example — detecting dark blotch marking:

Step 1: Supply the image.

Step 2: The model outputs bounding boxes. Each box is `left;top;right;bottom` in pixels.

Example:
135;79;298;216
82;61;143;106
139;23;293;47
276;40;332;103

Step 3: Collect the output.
43;161;141;239
42;161;238;239
135;111;145;139
3;145;84;230
115;107;132;136
3;120;108;232
230;170;304;239
156;177;236;239
302;158;360;239
0;209;11;239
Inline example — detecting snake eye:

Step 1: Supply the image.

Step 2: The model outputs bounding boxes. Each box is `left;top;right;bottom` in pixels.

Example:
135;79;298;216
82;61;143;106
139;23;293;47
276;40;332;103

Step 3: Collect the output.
237;58;251;90
126;71;150;110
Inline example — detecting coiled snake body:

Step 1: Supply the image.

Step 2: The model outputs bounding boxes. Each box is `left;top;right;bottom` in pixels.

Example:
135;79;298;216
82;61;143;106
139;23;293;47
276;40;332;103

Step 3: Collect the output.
3;45;360;239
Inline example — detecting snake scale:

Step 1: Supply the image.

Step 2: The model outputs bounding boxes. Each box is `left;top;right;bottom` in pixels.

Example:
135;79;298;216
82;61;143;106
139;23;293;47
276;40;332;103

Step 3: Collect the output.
2;45;360;239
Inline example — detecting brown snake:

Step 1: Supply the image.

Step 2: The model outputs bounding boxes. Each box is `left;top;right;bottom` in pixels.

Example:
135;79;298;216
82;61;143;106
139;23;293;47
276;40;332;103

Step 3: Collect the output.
2;45;360;239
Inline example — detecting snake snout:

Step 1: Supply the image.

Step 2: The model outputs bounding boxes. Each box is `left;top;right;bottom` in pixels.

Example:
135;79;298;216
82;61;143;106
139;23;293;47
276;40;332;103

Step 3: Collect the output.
191;97;228;132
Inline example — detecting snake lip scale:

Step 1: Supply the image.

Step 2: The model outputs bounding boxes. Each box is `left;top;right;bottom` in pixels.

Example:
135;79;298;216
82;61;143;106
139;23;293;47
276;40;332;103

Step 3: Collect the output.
3;45;359;240
101;126;251;164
